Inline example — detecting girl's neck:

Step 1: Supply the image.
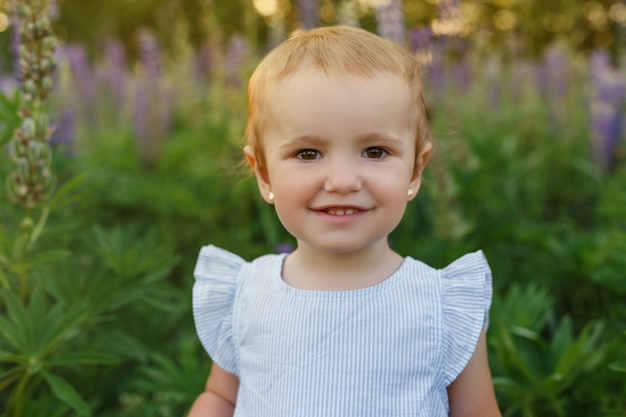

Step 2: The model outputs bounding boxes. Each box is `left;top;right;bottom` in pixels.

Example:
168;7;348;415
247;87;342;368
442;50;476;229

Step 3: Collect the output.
281;240;404;291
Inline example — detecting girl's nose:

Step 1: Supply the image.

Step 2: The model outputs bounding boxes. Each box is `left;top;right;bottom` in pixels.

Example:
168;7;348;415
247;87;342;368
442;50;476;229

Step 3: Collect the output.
323;158;362;194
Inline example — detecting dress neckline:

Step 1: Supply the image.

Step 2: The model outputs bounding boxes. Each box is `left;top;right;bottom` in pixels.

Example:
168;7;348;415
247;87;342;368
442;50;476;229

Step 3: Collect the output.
268;253;414;299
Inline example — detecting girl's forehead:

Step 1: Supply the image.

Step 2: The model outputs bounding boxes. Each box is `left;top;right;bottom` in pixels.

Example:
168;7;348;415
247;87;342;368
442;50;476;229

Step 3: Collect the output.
265;68;411;106
266;68;412;109
261;69;417;142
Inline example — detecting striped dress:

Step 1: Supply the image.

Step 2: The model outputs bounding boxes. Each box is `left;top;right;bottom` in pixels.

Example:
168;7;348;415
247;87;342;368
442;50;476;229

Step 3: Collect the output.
193;245;492;417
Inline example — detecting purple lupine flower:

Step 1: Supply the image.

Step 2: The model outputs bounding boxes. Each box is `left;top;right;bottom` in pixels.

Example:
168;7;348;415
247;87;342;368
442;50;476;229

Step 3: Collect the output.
0;76;18;94
298;0;319;30
132;79;176;164
535;43;571;129
589;49;611;85
410;26;434;55
224;34;248;88
542;44;568;99
485;56;502;109
589;58;626;170
509;60;539;103
57;44;97;124
137;27;161;77
590;102;623;170
454;49;472;92
593;62;626;106
375;0;405;46
410;27;437;96
131;28;176;164
50;108;75;155
101;39;127;117
194;41;214;86
133;79;151;150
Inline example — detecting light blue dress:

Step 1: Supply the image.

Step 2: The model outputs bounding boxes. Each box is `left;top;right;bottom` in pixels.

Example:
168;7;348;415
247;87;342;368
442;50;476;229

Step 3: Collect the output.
193;245;492;417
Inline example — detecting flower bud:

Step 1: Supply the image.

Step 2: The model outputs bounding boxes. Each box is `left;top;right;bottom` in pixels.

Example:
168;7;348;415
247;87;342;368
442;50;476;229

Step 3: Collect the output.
10;179;29;199
22;78;36;95
20;217;35;231
40;58;52;73
41;76;54;93
22;118;36;140
36;114;50;136
42;36;56;51
16;157;31;183
18;4;31;16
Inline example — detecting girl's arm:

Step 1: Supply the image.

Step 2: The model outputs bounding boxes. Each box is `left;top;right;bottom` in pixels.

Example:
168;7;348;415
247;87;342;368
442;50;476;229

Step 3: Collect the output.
447;330;502;417
187;363;239;417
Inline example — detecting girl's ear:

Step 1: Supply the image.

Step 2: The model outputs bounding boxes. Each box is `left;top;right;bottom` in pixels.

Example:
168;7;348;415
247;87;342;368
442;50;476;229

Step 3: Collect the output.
244;145;273;204
408;142;433;200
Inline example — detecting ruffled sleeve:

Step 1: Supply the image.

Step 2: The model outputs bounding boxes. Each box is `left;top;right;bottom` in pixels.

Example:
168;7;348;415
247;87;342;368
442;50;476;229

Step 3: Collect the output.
192;245;246;375
440;250;493;386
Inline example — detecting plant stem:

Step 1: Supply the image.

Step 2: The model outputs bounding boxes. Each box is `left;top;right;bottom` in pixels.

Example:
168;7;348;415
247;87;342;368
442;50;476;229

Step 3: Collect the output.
0;266;10;290
27;206;50;251
7;370;30;417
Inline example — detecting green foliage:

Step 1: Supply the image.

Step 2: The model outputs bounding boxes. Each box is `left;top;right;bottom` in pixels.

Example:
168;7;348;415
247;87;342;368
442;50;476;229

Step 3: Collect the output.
489;284;606;417
0;90;20;147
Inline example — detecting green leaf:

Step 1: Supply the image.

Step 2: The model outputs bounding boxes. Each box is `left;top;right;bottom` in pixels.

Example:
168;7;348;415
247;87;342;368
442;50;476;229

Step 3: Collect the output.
554;321;604;378
550;316;572;363
49;174;86;210
38;301;87;359
0;291;29;352
0;366;22;392
0;316;21;351
0;348;22;366
46;351;119;367
41;368;91;416
609;360;626;373
97;329;149;362
510;325;540;341
0;289;87;359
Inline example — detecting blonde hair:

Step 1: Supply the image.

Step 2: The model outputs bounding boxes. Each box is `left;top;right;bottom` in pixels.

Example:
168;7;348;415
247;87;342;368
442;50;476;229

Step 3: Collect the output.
245;26;433;168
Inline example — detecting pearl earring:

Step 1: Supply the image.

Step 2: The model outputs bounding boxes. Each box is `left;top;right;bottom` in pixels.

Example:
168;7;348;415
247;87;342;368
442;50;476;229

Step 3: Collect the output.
407;189;414;197
268;192;275;201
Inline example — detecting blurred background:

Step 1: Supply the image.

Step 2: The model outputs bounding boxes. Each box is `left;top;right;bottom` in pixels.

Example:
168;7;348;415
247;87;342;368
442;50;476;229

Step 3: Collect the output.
0;1;625;416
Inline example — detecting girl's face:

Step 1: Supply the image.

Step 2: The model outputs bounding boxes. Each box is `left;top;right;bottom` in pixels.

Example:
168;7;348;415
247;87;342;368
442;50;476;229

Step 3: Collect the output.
245;68;431;257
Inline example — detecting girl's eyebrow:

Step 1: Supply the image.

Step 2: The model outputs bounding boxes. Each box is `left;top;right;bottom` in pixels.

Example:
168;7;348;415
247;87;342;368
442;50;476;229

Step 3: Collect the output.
355;132;405;146
278;132;406;151
279;134;328;150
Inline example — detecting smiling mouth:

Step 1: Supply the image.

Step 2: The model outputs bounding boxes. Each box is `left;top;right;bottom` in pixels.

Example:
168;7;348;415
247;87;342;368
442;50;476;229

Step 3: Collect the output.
323;208;361;215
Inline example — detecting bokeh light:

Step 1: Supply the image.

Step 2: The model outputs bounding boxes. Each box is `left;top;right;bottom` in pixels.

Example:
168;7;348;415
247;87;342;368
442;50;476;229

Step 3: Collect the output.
0;12;8;32
493;9;517;31
253;0;279;17
609;3;626;23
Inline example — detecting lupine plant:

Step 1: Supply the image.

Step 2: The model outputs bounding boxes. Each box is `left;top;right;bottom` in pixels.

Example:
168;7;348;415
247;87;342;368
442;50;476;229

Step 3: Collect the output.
7;0;56;211
1;0;61;299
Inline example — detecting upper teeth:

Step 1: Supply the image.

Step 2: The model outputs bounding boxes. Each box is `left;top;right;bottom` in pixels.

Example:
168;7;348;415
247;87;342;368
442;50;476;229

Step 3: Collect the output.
327;208;358;215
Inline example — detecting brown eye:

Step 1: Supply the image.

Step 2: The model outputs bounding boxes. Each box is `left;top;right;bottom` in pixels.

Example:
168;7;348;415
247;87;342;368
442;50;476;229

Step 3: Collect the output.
364;147;387;159
297;150;320;160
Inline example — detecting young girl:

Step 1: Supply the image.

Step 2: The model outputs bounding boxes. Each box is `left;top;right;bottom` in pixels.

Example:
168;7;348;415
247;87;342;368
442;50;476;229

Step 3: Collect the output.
188;26;501;417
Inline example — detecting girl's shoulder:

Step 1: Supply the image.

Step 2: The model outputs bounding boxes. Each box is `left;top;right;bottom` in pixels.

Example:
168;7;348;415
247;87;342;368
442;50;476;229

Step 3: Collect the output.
398;251;492;385
436;250;493;386
193;244;282;283
192;245;282;374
